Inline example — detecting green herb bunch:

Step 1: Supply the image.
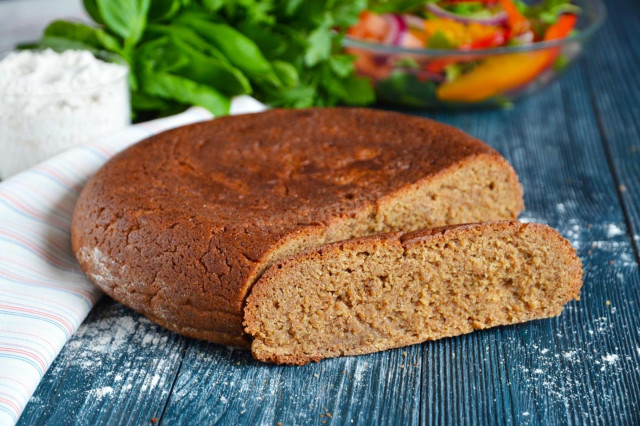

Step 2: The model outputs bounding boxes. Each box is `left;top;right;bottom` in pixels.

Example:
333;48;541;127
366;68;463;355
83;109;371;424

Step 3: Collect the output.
31;0;375;119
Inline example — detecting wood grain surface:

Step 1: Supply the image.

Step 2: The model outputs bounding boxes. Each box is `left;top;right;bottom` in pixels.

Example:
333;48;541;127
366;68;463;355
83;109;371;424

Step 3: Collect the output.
18;0;640;424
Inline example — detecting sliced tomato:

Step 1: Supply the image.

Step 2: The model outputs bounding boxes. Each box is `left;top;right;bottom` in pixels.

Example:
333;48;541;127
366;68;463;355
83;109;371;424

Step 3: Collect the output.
499;0;530;35
401;31;425;48
424;59;456;74
347;48;392;80
347;11;390;42
461;29;506;49
544;14;578;41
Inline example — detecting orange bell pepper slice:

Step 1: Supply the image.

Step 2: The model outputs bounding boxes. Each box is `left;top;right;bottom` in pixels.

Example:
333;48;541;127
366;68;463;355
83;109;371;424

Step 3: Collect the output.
436;14;577;103
436;52;550;102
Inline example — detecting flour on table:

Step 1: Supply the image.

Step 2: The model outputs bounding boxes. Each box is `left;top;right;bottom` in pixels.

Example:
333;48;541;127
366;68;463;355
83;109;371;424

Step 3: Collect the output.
606;224;625;238
601;354;619;365
40;304;176;410
514;314;637;420
90;386;113;398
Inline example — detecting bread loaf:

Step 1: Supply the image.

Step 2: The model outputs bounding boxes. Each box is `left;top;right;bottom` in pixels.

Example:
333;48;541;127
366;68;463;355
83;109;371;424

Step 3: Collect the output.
71;108;524;348
245;221;582;364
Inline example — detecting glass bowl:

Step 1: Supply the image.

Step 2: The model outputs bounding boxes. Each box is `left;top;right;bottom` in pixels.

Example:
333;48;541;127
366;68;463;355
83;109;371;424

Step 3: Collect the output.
342;0;606;109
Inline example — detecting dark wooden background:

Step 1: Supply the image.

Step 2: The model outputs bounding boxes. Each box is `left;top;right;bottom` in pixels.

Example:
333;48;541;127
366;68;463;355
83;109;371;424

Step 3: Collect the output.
18;0;639;424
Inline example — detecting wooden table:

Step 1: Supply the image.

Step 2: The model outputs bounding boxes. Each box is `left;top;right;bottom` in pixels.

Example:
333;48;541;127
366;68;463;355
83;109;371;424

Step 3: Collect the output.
17;0;640;424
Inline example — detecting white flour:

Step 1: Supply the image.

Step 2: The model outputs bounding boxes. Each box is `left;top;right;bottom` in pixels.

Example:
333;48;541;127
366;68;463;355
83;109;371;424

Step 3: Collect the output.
606;223;625;238
0;49;129;178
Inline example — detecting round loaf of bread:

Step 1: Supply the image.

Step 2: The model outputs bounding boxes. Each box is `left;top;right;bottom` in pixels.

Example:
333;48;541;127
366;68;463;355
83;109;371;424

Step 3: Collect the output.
71;108;524;347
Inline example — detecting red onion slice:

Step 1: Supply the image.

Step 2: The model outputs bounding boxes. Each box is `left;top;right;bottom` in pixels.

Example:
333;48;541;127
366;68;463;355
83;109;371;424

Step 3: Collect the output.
383;14;408;46
513;30;535;44
404;14;426;30
426;3;508;26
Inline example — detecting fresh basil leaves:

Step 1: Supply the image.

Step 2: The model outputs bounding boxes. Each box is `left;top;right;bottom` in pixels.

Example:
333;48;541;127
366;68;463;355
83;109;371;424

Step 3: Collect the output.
31;0;375;119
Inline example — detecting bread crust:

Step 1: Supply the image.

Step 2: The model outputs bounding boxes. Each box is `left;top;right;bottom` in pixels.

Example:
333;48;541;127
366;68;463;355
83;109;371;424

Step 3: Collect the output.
71;108;524;346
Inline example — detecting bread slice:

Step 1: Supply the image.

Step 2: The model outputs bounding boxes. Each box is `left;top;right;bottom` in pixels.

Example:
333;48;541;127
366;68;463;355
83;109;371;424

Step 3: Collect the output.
72;108;524;347
244;221;582;365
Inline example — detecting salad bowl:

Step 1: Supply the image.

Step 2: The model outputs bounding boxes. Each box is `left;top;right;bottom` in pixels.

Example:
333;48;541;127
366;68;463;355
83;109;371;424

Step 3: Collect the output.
344;0;606;108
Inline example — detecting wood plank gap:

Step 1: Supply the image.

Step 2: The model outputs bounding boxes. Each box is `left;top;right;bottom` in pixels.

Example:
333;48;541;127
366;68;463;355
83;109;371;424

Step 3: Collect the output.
157;340;190;425
582;61;640;263
418;344;424;426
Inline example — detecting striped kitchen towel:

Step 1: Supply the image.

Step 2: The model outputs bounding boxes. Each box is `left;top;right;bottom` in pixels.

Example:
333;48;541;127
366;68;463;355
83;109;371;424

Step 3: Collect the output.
0;96;267;425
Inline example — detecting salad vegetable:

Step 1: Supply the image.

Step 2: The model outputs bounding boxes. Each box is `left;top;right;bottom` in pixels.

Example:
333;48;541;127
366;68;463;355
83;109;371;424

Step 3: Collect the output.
348;0;581;105
436;13;578;102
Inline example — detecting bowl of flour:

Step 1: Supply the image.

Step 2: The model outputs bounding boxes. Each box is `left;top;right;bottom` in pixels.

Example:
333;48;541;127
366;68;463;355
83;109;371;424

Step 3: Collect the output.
0;49;130;179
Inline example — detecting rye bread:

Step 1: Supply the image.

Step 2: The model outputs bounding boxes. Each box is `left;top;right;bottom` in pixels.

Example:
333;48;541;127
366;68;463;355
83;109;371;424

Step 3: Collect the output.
71;108;524;348
245;221;583;365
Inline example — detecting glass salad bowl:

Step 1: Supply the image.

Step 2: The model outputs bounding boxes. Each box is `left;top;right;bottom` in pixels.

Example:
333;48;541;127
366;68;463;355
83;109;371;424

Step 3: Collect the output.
343;0;606;109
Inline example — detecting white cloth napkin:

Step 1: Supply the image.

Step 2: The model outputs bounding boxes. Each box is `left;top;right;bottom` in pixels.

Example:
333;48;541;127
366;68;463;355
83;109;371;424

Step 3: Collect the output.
0;96;267;425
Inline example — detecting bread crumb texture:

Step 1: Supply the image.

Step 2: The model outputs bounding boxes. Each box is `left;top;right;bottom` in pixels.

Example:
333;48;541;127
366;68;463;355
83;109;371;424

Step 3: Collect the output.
71;108;524;347
245;221;582;365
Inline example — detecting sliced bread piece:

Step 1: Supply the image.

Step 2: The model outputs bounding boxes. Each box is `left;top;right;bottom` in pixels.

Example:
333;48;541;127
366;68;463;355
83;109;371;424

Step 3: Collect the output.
245;221;582;364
